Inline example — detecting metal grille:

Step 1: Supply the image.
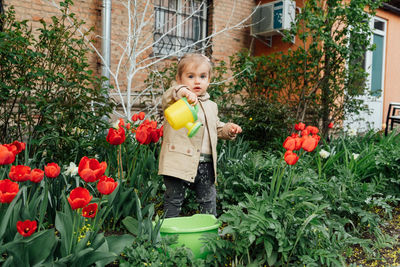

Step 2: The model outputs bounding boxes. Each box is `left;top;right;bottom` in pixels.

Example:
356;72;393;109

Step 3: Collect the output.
153;0;208;57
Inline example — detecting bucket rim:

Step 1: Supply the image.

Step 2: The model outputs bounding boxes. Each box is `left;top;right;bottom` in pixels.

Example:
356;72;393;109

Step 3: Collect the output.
159;214;221;234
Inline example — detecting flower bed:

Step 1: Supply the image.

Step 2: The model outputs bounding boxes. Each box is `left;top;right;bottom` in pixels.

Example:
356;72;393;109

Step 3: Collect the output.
2;118;400;266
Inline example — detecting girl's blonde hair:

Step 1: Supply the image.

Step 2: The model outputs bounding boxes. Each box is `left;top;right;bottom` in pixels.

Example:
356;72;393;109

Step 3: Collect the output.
176;53;213;79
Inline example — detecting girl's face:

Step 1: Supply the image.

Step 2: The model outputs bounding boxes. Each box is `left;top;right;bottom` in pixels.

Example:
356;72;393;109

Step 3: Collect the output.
177;62;210;97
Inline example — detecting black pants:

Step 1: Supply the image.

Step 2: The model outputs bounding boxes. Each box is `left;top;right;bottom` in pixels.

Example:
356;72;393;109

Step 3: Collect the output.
163;162;216;218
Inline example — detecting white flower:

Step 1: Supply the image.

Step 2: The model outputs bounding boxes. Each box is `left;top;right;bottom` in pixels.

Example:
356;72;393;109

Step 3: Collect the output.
352;153;359;160
319;149;331;159
112;120;120;129
348;129;357;137
71;127;83;135
64;162;78;176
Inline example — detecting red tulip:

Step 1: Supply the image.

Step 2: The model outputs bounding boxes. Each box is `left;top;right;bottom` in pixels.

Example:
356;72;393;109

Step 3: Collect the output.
306;126;319;135
150;131;161;143
106;127;126;145
328;122;334;129
136;127;150;144
294;136;302;151
295;122;306;131
17;220;37;237
10;141;26;155
97;176;118;195
301;129;309;136
82;203;98;218
283;136;296;151
301;135;319;152
30;169;44;183
284;150;299;165
0;145;16;165
68;187;93;210
118;118;125;128
44;163;61;178
9;165;31;182
78;156;107;183
135;119;162;145
138;112;145;120
312;134;321;142
131;113;139;121
0;179;19;203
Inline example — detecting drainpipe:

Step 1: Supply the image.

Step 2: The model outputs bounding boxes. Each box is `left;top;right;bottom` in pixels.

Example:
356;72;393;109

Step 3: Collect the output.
101;0;112;90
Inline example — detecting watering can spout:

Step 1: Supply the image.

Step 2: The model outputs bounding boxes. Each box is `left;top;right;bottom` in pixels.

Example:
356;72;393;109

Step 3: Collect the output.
164;97;202;137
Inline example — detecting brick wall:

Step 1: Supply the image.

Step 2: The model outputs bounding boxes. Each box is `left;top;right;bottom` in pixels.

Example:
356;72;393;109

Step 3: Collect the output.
5;0;102;73
5;0;254;116
210;0;254;64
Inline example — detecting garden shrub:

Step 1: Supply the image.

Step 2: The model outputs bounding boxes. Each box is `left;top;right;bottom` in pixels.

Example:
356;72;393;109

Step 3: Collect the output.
203;130;400;266
0;3;113;163
119;235;205;267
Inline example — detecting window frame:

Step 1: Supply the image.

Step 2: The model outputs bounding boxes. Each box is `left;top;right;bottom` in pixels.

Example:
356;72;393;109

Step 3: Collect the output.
364;16;387;97
153;0;209;57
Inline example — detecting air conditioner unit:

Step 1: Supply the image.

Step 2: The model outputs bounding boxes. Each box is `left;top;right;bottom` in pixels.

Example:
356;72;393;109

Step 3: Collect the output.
251;0;296;37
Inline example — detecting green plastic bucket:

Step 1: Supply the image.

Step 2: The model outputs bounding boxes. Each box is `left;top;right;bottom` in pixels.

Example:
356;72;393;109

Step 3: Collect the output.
159;214;221;259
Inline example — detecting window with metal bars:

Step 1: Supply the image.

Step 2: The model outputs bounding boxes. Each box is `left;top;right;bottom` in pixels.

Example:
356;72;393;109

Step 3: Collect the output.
153;0;208;57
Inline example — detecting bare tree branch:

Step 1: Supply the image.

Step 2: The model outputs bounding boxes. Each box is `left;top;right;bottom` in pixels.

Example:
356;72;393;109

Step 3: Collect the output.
45;0;254;120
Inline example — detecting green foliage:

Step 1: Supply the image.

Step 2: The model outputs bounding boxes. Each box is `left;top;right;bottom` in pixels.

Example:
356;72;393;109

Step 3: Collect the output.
119;234;205;267
207;131;400;266
0;3;113;163
96;120;162;229
120;195;205;267
284;0;383;136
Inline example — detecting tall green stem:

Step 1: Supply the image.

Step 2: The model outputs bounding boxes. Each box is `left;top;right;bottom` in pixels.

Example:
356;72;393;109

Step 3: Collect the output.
69;210;77;255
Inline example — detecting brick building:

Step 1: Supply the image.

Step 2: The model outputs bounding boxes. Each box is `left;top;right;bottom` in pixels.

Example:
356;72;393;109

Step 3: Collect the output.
2;0;254;118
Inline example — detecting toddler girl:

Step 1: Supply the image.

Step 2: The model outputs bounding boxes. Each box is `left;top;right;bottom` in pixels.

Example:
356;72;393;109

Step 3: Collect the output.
158;53;242;218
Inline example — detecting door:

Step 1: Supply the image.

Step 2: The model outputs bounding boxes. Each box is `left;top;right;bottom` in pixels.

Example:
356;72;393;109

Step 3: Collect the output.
345;17;387;132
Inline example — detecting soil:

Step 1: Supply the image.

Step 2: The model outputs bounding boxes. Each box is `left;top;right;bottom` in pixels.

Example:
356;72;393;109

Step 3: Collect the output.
346;205;400;266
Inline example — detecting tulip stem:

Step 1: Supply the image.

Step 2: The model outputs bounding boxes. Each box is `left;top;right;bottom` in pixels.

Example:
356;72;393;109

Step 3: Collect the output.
270;160;285;200
127;145;139;185
69;210;77;254
273;166;285;200
284;166;295;193
130;145;141;186
0;167;6;179
317;152;322;178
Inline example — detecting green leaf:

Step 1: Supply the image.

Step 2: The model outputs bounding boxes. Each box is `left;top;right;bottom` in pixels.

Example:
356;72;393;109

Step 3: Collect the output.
27;229;57;266
264;240;273;258
38;181;49;230
55;211;73;257
105;234;134;255
122;216;139;236
2;229;57;266
0;187;24;239
267;251;278;267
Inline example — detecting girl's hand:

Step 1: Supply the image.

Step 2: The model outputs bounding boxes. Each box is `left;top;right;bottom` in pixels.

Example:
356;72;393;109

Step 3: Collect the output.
180;87;198;105
229;123;242;136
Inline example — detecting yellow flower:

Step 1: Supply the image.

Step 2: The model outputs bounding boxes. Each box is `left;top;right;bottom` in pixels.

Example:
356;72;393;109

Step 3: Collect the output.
249;117;253;121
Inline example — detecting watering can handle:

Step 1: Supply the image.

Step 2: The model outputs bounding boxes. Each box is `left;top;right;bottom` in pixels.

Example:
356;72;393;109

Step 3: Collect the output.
182;97;199;114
